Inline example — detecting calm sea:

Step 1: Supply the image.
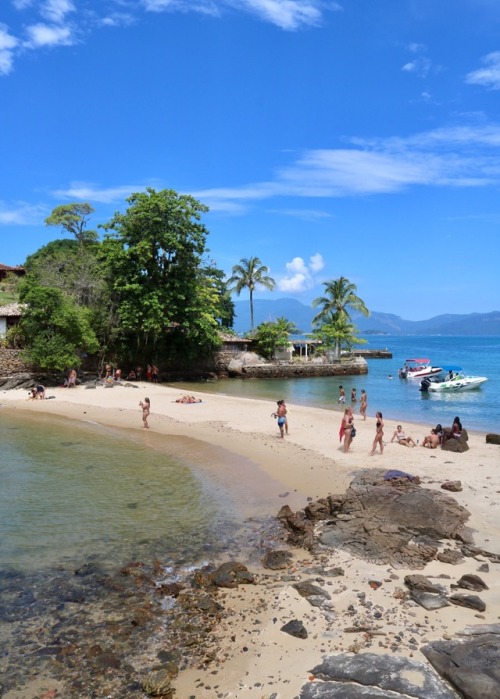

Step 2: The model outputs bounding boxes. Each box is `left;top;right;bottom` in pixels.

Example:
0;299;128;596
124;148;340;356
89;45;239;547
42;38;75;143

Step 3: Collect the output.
176;335;500;434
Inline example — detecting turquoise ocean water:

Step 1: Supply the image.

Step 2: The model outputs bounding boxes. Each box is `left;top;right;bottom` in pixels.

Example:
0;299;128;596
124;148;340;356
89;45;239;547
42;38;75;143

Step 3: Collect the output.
178;335;500;434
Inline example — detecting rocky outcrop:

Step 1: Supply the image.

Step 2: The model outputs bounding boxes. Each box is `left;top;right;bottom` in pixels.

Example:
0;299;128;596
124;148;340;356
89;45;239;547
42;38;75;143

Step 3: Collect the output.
486;433;500;445
279;469;472;568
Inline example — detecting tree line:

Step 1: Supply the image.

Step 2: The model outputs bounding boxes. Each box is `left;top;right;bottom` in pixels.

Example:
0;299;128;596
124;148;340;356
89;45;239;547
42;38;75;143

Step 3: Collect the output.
6;188;369;372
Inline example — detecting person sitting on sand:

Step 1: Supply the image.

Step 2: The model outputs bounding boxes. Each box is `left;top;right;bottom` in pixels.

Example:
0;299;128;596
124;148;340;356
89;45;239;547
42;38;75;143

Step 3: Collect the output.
114;368;122;381
127;369;137;381
443;416;462;444
65;369;77;388
390;425;416;447
175;395;202;404
422;429;440;449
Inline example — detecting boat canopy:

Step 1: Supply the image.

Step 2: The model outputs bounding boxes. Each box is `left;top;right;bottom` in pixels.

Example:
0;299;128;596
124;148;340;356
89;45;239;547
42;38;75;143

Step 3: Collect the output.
405;358;430;364
441;365;463;372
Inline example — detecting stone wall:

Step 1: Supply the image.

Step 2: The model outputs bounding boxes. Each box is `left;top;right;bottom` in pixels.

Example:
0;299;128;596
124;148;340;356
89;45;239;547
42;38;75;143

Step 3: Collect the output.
0;348;35;375
238;358;367;379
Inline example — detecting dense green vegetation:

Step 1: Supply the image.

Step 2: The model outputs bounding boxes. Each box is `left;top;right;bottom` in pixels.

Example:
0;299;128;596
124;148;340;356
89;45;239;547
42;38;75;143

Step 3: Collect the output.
16;190;234;372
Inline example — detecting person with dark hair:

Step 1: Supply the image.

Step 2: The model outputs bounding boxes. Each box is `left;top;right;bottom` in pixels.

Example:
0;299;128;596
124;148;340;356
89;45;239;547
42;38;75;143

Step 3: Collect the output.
370;411;384;455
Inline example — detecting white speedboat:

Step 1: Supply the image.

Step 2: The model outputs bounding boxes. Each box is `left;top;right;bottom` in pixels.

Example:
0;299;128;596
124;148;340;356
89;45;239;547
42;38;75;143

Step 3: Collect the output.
404;358;443;379
423;367;488;393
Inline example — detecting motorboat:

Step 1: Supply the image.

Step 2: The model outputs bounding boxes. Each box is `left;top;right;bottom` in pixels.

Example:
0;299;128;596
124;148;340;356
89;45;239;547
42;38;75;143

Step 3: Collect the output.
403;358;443;379
421;366;488;393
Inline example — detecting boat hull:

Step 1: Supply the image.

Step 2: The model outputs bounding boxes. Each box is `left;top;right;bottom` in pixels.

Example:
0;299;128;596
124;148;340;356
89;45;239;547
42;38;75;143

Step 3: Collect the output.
428;377;488;393
407;367;442;379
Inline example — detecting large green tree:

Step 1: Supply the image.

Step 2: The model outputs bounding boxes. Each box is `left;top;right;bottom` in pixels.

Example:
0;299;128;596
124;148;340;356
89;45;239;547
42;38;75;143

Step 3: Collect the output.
19;286;99;371
100;187;222;363
227;256;275;330
254;317;297;359
45;203;98;245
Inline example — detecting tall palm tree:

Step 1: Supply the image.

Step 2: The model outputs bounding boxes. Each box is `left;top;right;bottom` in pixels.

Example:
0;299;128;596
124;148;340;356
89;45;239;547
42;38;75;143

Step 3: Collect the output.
312;276;369;327
227;256;276;330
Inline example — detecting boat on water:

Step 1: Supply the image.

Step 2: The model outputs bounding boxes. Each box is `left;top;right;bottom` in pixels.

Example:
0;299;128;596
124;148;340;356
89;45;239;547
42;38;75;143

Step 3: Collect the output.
401;358;443;380
420;366;488;393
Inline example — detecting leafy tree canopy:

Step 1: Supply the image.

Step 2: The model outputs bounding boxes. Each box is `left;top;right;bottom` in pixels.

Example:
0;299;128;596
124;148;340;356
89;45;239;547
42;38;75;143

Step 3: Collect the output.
20;285;99;371
254;316;297;359
312;276;369;326
45;203;98;244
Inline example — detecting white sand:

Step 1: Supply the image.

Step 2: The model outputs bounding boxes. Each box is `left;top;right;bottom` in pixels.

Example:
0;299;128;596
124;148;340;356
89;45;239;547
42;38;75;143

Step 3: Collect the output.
2;382;499;698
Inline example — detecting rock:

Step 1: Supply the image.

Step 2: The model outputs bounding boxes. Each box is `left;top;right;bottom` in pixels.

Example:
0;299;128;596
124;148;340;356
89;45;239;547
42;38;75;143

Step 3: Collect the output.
301;653;458;698
310;469;470;568
437;548;464;565
293;580;331;607
457;624;500;636
404;574;444;593
441;480;462;492
449;594;486;612
281;619;308;639
486;433;500;445
410;590;451;610
262;549;294;570
278;506;315;550
422;634;500;699
143;663;178;697
442;438;469;453
305;498;331;520
456;574;488;591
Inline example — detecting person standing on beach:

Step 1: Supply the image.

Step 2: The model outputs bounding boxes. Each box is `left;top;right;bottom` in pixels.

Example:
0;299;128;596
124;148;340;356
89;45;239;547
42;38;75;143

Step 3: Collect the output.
272;400;288;438
360;389;367;420
338;385;346;404
370;411;384;455
339;407;354;452
139;398;150;428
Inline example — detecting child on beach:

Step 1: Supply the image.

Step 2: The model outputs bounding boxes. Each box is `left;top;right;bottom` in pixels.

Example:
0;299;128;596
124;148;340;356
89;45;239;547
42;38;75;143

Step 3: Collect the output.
139;398;150;428
272;400;288;438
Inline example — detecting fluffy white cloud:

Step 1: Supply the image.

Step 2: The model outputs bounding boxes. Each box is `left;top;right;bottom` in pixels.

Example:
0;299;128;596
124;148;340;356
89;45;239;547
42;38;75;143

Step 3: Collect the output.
41;0;75;23
278;253;324;292
24;23;74;48
466;51;500;90
0;24;18;75
402;56;431;77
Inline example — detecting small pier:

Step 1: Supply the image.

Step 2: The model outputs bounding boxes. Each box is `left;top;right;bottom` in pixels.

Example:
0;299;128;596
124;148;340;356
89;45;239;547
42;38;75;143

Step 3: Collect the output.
354;349;392;359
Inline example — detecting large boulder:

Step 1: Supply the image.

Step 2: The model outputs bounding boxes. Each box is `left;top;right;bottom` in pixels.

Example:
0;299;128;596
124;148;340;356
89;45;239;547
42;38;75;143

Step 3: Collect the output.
227;352;267;376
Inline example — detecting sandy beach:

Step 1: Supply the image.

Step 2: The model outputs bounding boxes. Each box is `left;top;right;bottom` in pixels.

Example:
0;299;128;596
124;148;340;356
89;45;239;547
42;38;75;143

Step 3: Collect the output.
2;381;499;698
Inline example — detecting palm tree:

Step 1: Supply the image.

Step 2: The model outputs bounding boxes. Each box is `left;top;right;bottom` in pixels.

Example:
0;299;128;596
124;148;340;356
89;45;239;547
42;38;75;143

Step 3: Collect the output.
227;257;276;330
312;276;369;326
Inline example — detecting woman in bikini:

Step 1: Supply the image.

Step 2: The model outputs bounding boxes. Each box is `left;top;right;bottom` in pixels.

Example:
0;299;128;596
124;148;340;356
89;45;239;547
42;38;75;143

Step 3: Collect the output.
340;407;354;453
370;411;384;455
390;425;416;447
360;389;367;420
139;397;150;428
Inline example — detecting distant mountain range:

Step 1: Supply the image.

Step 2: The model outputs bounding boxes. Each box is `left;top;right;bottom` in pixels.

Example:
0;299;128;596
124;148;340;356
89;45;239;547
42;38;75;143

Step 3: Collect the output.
233;298;500;336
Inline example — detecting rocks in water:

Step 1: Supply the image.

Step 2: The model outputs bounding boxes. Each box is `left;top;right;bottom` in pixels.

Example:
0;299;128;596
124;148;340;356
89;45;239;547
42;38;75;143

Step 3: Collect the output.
301;653;458;699
281;619;308;639
192;561;255;589
262;549;294;570
283;469;471;568
441;480;462;492
422;633;500;699
455;574;489;592
449;594;486;612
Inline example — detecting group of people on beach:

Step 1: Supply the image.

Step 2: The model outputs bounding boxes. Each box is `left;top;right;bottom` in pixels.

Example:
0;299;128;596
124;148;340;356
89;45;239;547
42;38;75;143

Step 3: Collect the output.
102;363;160;383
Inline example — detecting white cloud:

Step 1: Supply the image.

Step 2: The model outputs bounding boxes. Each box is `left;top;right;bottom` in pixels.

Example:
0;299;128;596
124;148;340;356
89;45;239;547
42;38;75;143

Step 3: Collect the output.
402;56;431;77
0;201;47;225
141;0;220;17
466;51;500;90
0;24;18;75
278;253;324;292
41;0;75;23
24;23;74;48
52;182;146;203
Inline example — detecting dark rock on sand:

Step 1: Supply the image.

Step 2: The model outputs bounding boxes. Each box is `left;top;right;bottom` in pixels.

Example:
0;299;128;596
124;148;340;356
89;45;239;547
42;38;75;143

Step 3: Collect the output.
301;653;458;699
485;433;500;445
293;580;331;607
441;481;462;492
281;619;308;639
404;574;444;593
410;590;451;611
455;574;488;591
143;663;178;697
448;593;486;612
437;548;464;565
288;469;471;568
262;549;294;570
422;633;500;699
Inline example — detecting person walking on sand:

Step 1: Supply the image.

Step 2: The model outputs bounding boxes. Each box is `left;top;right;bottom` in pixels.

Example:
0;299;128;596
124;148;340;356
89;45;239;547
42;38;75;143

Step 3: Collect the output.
272;400;288;439
370;411;384;455
360;389;367;420
139;397;150;428
339;407;355;453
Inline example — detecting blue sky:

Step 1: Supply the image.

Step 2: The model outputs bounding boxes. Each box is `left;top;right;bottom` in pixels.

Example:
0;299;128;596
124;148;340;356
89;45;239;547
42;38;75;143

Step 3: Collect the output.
1;0;500;320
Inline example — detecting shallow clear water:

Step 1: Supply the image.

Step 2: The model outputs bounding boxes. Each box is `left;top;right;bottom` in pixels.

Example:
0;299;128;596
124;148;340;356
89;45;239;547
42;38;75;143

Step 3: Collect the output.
176;336;500;433
0;411;242;573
